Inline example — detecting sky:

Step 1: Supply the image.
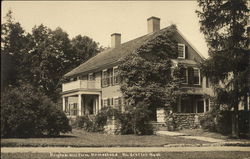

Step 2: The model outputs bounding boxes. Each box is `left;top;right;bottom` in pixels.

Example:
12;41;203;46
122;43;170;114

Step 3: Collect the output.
2;1;209;58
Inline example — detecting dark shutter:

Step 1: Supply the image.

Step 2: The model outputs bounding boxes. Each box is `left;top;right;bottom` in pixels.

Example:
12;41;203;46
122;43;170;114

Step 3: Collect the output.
188;67;194;85
185;45;188;59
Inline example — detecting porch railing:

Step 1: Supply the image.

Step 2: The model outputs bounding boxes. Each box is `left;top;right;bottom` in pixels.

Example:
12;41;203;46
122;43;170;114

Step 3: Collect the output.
62;80;101;92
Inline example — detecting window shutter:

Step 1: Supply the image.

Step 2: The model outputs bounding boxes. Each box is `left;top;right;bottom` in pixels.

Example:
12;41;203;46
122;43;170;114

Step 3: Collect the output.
107;98;110;106
101;99;103;107
188;67;194;85
185;45;188;59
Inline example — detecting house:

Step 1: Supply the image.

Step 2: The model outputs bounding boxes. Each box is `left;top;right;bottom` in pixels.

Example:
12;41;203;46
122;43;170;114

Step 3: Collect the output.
62;17;214;126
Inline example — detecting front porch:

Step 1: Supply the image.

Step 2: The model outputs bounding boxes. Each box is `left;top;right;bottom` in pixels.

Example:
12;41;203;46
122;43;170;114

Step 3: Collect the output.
62;92;101;117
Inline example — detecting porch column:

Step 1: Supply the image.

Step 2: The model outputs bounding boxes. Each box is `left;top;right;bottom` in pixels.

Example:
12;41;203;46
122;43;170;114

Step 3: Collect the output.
204;99;206;112
62;97;66;112
98;95;102;111
95;96;99;114
78;94;82;116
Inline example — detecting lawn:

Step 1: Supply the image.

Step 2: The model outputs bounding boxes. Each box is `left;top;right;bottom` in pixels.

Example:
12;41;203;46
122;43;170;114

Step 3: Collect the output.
1;129;208;147
2;151;250;159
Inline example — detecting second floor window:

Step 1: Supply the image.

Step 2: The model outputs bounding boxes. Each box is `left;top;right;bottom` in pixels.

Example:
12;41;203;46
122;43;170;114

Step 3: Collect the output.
113;67;120;85
180;67;188;84
193;68;200;85
102;70;110;87
88;73;95;81
178;43;185;59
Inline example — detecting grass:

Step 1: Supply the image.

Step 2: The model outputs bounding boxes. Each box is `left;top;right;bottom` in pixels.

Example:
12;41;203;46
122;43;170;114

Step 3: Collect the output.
1;129;208;147
1;152;250;159
178;128;250;142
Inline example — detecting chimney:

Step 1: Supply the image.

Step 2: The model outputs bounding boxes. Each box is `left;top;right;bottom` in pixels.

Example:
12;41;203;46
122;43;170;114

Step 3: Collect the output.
147;16;160;33
111;33;121;48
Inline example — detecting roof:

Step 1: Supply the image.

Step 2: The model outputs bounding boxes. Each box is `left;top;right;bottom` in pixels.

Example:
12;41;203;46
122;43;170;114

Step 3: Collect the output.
64;26;204;77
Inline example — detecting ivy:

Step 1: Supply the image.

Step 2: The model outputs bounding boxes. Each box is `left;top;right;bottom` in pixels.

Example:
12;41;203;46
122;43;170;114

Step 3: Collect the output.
118;25;181;111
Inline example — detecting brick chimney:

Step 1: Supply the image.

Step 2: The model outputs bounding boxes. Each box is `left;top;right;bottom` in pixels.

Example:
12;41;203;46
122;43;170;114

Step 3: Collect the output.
147;16;160;33
111;33;121;48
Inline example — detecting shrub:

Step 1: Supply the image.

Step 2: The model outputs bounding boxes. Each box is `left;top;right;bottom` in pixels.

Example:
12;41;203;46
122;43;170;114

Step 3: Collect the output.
72;107;120;132
200;106;238;135
199;108;217;132
120;103;153;135
1;84;71;138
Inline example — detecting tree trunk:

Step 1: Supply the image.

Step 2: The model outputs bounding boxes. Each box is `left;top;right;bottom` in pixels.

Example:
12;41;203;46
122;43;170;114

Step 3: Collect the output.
231;104;239;138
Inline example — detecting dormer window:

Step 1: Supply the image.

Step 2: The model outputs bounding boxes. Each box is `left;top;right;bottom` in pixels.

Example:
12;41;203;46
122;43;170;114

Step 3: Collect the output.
178;43;185;59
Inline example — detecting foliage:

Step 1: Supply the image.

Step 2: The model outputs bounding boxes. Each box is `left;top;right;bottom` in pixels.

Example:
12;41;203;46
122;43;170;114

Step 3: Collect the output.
1;10;29;89
70;35;101;69
196;0;249;137
72;107;121;132
1;84;71;138
119;25;181;115
119;103;153;135
1;10;102;103
200;105;232;135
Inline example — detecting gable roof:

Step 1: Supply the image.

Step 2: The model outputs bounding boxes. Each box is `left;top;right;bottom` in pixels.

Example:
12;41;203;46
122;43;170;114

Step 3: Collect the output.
64;26;204;77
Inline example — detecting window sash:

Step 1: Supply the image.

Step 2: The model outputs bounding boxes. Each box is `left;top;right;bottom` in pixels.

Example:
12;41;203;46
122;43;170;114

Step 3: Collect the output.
193;68;200;85
178;44;185;59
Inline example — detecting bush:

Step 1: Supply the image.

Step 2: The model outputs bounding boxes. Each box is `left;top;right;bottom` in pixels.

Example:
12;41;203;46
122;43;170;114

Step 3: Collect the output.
72;107;120;132
120;103;153;135
1;84;72;138
199;108;218;132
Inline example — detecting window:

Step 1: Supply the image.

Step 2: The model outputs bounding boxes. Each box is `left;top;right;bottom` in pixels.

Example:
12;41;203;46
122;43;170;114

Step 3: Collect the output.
69;103;78;116
193;68;200;85
102;70;109;87
178;43;185;59
103;98;108;107
88;73;95;81
205;99;209;111
114;97;122;111
197;100;204;113
113;67;120;85
180;67;188;84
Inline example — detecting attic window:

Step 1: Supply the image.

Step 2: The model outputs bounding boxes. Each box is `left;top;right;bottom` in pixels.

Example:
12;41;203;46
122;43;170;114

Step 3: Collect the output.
178;44;185;59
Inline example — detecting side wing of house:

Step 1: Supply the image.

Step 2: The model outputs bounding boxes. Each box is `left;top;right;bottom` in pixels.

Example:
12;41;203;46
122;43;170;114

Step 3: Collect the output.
170;29;214;115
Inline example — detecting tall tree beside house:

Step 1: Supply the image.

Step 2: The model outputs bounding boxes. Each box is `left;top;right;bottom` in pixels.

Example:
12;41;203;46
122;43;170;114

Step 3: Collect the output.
27;25;73;102
70;35;101;70
196;0;249;138
1;10;29;90
119;25;181;119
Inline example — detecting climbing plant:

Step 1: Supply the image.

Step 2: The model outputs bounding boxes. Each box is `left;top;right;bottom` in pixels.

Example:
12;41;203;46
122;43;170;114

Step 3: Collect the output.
118;25;182;115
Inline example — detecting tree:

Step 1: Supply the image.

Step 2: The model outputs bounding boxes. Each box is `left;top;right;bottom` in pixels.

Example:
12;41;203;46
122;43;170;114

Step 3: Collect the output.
1;10;29;90
119;25;181;120
196;0;249;138
70;35;101;69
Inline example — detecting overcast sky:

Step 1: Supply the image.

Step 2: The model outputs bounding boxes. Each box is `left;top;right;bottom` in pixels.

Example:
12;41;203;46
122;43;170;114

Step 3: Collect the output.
2;1;209;58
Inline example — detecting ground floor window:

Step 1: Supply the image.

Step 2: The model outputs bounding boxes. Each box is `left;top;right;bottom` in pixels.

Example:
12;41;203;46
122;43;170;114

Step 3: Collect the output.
197;100;204;113
179;95;208;113
68;103;78;116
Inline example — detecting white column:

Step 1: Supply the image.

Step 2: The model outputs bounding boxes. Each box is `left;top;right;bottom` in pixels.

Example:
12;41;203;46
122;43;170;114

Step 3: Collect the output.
95;96;98;114
78;94;82;116
204;99;206;112
62;97;66;112
98;95;102;111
